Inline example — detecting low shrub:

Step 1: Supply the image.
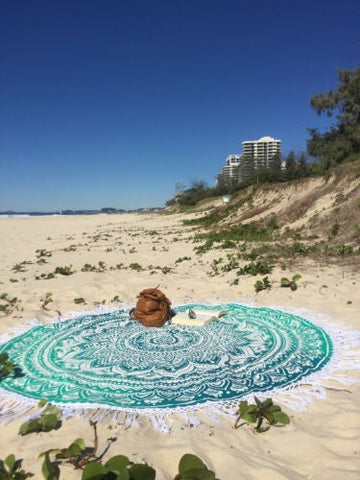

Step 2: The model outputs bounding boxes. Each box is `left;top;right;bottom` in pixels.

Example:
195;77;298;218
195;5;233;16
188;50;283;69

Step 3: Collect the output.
238;261;273;276
254;276;271;292
281;274;301;291
54;265;74;276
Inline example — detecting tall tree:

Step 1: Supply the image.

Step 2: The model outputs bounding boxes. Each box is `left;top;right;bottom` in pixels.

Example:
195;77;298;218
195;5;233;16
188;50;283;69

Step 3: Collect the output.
271;152;282;174
307;67;360;166
297;152;309;178
284;150;297;180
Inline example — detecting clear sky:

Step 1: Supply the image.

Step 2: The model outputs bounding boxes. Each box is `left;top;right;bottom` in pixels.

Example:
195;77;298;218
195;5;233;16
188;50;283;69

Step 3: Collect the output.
1;0;359;211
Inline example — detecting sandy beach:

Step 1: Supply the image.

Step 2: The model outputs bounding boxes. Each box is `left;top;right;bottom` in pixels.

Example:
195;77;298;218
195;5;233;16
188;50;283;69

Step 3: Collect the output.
0;212;359;479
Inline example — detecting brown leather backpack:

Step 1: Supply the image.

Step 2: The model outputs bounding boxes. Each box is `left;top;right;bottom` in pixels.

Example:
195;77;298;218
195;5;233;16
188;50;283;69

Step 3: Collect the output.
130;288;172;327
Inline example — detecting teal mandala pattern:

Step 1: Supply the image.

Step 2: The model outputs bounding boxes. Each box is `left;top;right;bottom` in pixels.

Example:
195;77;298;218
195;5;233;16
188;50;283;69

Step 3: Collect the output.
0;304;333;410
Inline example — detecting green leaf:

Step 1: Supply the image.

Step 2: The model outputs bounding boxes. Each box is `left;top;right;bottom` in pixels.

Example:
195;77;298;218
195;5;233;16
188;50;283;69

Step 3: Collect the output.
261;398;273;408
44;405;61;418
254;396;262;407
3;361;14;374
255;425;270;433
70;437;86;452
41;453;60;480
280;277;290;287
292;274;301;282
5;454;15;471
262;411;275;424
241;412;257;423
38;399;48;408
19;419;40;435
38;449;62;460
273;411;290;425
39;413;59;430
13;459;24;475
18;420;32;435
179;454;207;475
56;438;86;459
81;461;108;480
114;468;130;480
268;404;281;412
128;463;156;480
181;468;215;480
104;455;129;472
238;400;249;415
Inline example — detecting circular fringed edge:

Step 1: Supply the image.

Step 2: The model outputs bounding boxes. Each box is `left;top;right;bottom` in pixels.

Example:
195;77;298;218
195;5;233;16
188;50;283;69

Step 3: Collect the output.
0;301;359;432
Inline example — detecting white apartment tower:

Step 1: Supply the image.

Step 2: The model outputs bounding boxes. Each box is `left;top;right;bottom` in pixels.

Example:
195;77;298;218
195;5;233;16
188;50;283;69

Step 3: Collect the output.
217;154;242;186
242;136;281;169
216;136;282;187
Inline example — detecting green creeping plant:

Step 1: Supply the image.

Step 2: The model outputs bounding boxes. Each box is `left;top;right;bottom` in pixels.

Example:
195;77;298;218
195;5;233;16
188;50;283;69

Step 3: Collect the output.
254;276;271;293
0;454;34;479
19;400;62;436
235;397;290;433
173;454;216;480
281;274;301;291
0;353;14;378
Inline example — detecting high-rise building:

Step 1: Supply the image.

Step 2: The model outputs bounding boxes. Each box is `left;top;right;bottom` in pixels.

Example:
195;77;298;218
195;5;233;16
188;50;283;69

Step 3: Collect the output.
216;155;242;186
216;136;281;187
242;136;281;169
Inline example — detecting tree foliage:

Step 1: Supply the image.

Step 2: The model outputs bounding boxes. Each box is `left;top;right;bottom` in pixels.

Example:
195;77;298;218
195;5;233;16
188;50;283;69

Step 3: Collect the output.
307;67;360;166
167;150;312;207
167;68;360;208
284;150;297;180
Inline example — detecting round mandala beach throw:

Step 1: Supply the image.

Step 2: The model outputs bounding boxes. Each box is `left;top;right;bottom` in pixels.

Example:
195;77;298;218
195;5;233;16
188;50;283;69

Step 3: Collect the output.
0;303;333;415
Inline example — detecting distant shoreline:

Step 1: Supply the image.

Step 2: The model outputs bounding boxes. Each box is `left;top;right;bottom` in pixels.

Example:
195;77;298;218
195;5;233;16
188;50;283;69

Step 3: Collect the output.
0;207;162;218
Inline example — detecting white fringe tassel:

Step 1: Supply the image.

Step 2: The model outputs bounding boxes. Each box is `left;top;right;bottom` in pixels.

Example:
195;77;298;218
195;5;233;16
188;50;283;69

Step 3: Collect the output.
0;302;359;432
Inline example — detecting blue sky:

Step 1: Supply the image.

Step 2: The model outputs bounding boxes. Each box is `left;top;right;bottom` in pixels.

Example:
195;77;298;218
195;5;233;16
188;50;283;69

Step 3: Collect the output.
1;0;359;211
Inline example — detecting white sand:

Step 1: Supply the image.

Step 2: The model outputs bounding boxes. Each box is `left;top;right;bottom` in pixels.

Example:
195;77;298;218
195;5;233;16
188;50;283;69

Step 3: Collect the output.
0;213;359;479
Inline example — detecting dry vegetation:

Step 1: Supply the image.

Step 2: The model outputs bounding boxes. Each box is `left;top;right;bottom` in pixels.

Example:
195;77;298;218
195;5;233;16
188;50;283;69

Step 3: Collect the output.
182;160;360;269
